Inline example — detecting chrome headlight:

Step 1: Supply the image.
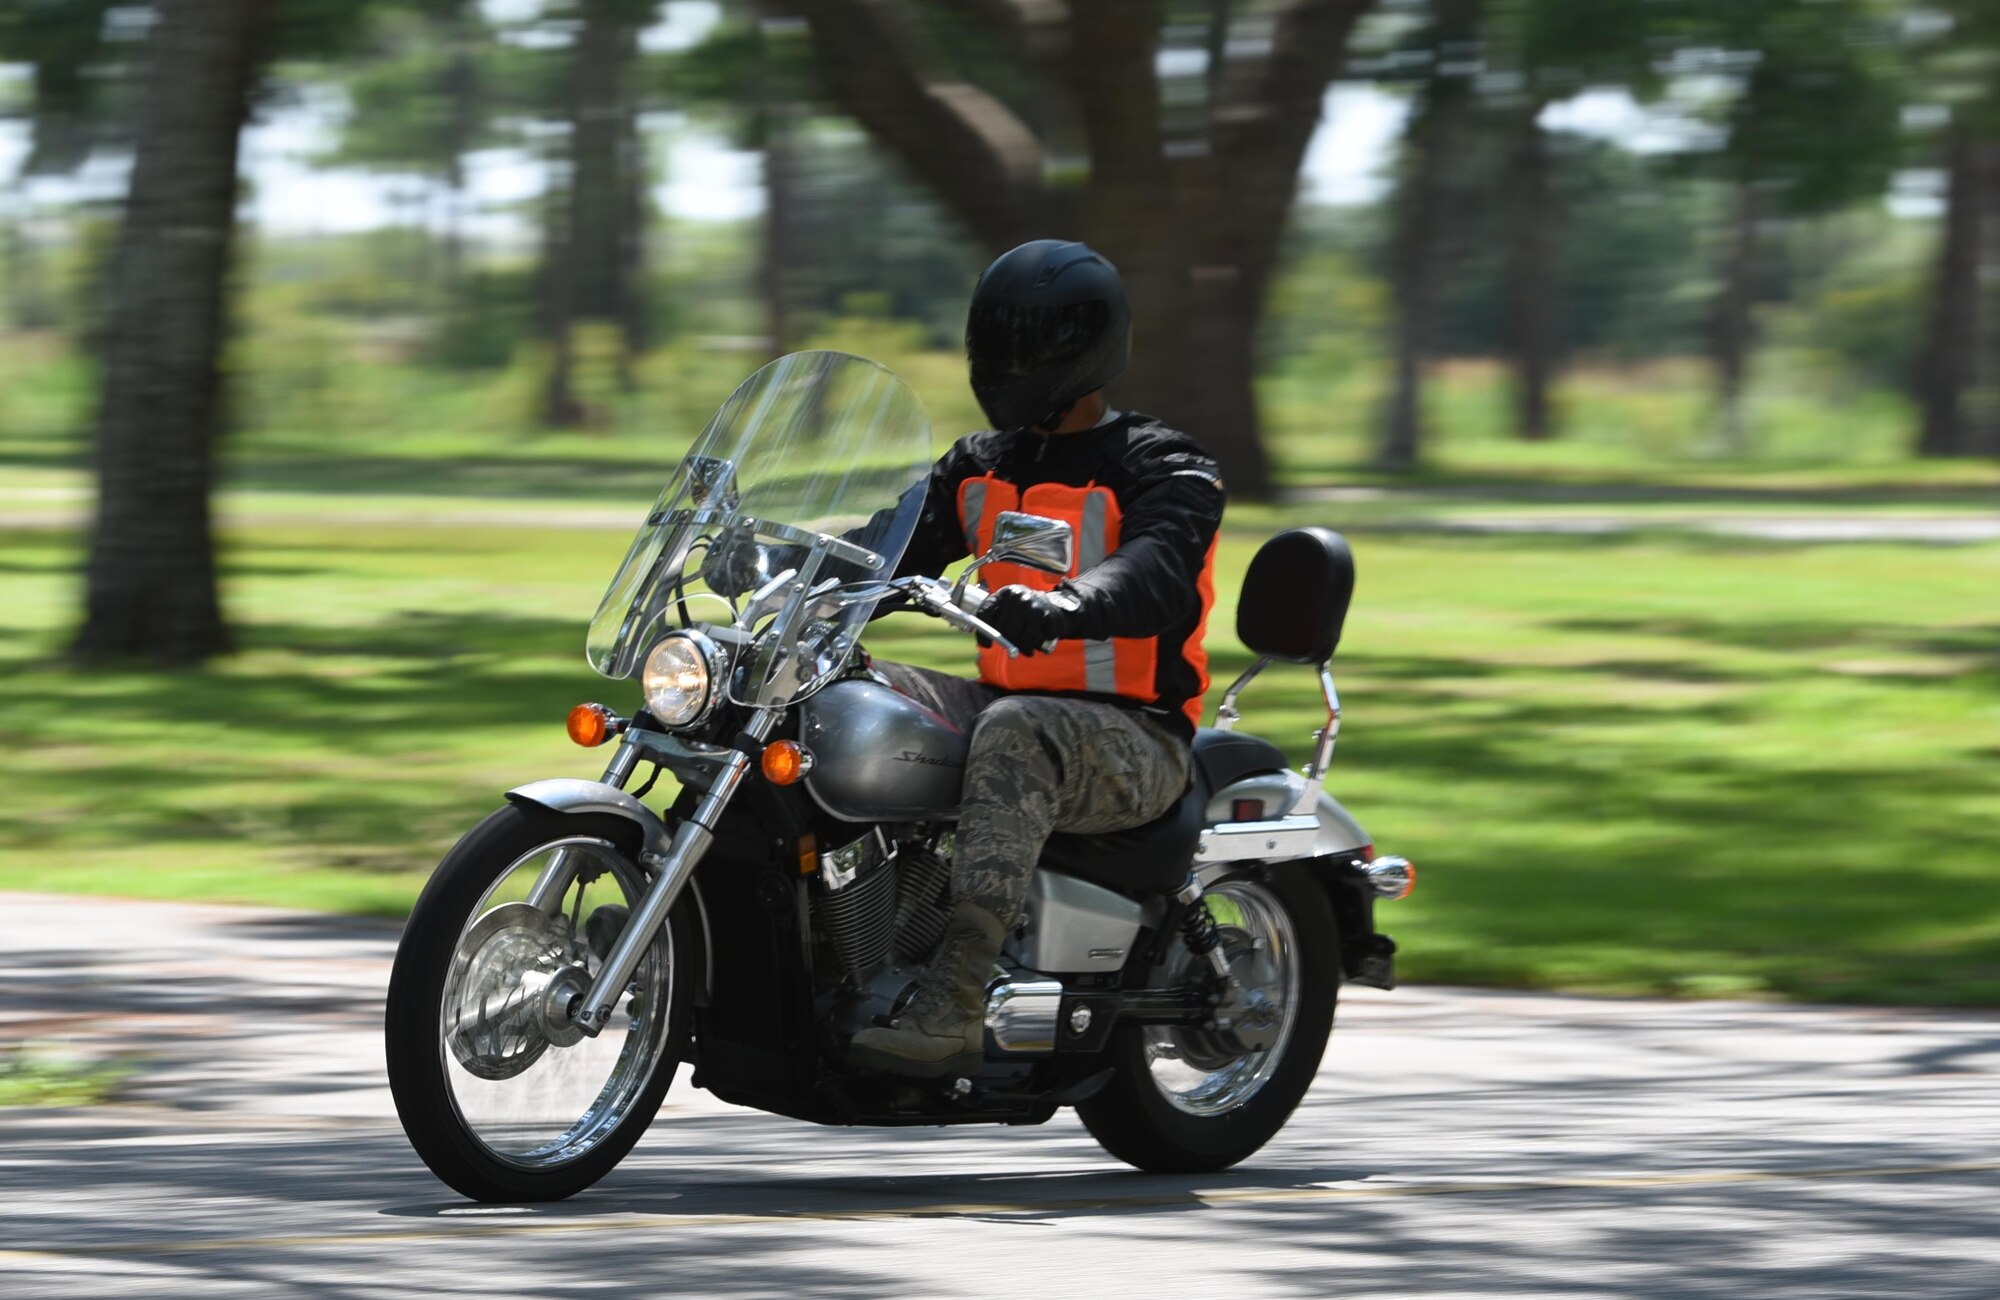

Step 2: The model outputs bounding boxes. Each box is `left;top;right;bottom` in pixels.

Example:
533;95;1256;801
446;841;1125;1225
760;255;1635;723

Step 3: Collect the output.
641;632;720;730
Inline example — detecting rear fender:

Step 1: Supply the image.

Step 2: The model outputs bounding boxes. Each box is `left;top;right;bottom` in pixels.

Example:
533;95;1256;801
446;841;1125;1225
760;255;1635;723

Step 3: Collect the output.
1203;778;1388;988
504;778;714;1007
1202;771;1370;857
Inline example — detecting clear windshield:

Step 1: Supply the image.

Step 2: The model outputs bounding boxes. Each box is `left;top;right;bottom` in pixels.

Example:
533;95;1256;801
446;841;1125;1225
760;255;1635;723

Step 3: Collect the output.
587;351;933;708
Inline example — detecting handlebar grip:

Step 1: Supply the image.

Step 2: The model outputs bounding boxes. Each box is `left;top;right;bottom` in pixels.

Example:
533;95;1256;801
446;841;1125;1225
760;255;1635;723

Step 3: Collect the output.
903;576;1021;655
954;607;1020;658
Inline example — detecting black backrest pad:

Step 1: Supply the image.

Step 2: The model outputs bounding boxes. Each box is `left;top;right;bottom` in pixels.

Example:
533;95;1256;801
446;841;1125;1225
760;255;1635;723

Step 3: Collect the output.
1236;527;1355;663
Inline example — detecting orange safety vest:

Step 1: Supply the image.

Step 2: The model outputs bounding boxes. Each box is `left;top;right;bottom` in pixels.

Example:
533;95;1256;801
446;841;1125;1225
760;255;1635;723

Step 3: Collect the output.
957;473;1218;728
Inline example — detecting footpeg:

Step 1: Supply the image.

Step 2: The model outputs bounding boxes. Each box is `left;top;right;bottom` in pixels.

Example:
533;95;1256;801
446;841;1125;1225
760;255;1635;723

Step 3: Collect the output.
1048;1067;1114;1105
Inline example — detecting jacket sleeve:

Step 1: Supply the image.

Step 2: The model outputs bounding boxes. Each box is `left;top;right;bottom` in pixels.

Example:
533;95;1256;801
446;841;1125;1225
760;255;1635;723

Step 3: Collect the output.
1060;453;1225;640
887;438;979;580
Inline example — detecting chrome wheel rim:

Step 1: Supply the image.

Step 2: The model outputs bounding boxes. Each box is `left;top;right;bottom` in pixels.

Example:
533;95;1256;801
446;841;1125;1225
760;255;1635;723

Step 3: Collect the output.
437;836;672;1171
1142;877;1299;1117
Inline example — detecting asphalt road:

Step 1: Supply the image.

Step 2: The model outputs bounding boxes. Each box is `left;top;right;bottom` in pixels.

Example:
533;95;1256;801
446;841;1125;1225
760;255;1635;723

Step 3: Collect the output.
2;892;1996;1298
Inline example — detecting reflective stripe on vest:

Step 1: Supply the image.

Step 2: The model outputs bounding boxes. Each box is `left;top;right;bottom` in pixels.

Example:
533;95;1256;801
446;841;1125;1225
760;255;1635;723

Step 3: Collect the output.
1076;488;1117;694
955;472;1215;724
959;479;989;554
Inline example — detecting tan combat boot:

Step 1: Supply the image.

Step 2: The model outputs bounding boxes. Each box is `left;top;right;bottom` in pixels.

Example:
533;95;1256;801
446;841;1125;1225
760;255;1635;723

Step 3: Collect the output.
847;903;1007;1077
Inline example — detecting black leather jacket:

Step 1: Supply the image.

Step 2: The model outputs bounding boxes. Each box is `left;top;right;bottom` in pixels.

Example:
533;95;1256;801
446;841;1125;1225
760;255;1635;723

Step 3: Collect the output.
894;413;1227;736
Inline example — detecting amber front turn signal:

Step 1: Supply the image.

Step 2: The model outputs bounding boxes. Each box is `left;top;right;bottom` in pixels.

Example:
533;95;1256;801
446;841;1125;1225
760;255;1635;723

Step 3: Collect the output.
761;740;815;785
567;702;618;747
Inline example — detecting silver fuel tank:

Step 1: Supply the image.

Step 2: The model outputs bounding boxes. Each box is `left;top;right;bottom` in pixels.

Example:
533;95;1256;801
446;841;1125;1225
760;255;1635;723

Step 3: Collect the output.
798;679;969;822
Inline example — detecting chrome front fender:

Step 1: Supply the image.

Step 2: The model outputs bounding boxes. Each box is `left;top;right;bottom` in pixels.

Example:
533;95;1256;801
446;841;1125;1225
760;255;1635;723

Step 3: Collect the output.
503;778;713;1007
506;778;674;861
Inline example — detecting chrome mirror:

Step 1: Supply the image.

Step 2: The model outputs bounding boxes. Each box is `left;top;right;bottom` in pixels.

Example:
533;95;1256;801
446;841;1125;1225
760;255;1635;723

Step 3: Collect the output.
686;454;740;510
985;511;1074;576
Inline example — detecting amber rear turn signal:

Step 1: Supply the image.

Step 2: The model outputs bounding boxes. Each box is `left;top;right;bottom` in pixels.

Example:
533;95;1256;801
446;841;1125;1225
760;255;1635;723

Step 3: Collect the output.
1363;855;1416;901
566;702;621;748
761;740;815;785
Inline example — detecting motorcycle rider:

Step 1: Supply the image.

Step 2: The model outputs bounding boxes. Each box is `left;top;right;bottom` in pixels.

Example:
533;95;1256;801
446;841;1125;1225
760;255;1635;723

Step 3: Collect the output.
834;239;1228;1076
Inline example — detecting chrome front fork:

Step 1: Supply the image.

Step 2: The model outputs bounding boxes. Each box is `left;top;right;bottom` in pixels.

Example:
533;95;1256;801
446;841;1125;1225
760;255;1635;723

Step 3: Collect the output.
521;743;647;914
568;711;775;1035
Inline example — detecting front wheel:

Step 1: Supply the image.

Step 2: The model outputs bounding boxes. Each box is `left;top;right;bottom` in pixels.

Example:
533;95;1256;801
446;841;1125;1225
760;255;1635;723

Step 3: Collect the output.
1077;867;1338;1174
385;805;692;1202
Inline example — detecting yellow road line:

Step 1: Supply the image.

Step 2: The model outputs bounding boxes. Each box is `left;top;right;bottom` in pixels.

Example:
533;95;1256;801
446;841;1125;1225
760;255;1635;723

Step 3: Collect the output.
4;1159;1996;1263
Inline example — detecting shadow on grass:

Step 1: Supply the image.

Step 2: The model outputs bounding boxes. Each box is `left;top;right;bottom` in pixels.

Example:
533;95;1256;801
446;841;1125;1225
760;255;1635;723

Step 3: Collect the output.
1553;615;2000;676
3;605;1996;1003
1198;639;2000;1003
1288;464;2000;507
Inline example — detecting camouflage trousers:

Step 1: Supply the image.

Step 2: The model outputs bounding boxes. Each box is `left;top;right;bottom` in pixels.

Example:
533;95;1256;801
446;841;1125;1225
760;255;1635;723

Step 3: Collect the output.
874;662;1191;929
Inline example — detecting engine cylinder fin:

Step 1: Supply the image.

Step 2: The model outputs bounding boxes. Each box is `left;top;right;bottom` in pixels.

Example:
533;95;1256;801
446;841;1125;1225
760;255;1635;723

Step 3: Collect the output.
890;844;954;964
812;858;897;980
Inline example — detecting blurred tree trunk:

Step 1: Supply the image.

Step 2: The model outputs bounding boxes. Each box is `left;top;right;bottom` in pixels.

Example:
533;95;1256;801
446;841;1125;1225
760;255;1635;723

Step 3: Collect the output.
2;219;42;330
757;13;798;358
438;4;480;300
1506;99;1556;442
618;103;649;356
1380;0;1479;471
1918;127;1982;457
761;118;796;357
539;175;584;425
791;0;1374;501
544;0;646;425
1972;135;2000;457
72;0;268;665
1065;0;1276;495
1711;179;1759;455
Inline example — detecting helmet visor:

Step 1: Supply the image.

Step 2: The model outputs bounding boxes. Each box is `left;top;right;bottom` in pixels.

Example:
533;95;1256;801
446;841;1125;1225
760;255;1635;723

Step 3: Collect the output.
967;300;1113;386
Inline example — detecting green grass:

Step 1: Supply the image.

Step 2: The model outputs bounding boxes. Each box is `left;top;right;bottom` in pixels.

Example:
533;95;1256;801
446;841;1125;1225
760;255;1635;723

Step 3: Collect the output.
2;508;1997;1005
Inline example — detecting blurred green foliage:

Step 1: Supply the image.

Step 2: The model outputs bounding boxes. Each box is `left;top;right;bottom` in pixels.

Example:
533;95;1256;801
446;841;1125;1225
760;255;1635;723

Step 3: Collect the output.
0;1047;125;1108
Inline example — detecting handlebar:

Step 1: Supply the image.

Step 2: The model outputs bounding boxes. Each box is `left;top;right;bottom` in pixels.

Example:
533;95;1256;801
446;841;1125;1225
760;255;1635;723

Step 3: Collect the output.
890;575;1023;657
962;580;1057;654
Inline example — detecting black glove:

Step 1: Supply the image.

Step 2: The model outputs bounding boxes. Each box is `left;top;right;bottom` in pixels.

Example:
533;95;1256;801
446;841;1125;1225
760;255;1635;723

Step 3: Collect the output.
699;524;771;598
978;584;1082;655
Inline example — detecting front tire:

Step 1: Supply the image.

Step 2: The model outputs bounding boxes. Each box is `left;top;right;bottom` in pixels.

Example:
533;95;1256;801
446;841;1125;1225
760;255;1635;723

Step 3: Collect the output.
385;805;691;1202
1078;867;1338;1174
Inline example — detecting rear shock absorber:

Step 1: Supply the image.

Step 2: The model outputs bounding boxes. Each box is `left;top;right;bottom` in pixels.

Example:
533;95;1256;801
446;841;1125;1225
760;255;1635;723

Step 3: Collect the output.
1174;874;1236;987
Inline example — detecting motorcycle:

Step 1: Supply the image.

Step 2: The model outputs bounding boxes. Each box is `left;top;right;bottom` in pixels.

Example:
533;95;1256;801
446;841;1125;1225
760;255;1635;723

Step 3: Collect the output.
385;351;1413;1202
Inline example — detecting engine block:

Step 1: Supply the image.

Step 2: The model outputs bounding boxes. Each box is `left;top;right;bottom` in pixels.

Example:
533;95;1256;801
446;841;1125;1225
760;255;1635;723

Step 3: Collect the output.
810;832;956;984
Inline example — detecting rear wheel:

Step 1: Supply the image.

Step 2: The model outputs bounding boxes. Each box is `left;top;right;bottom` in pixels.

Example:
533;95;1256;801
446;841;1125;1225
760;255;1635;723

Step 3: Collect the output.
385;805;691;1202
1078;868;1338;1173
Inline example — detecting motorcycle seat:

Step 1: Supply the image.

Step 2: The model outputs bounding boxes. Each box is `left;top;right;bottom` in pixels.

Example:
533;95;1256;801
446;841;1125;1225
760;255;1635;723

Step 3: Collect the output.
1036;728;1293;896
1039;773;1210;896
1190;727;1289;792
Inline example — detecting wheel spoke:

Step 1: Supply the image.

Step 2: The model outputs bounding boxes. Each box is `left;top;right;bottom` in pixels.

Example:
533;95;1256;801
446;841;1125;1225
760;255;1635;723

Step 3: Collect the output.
1142;879;1300;1117
435;836;674;1170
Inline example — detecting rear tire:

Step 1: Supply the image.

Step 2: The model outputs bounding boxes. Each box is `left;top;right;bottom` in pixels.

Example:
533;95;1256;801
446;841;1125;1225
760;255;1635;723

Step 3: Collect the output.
1078;867;1338;1174
385;805;692;1202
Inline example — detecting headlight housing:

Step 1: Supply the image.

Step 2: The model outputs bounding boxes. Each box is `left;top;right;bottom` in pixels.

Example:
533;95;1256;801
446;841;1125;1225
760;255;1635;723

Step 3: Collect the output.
641;632;721;730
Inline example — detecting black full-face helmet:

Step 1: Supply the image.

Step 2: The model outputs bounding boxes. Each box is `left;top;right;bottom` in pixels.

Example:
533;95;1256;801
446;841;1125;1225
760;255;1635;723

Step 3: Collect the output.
965;239;1130;431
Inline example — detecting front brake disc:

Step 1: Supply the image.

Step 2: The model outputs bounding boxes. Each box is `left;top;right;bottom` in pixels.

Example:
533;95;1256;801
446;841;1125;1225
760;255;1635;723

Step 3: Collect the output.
445;902;580;1081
